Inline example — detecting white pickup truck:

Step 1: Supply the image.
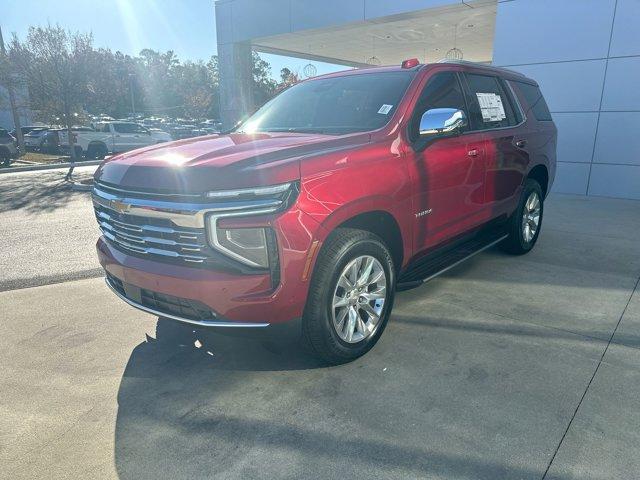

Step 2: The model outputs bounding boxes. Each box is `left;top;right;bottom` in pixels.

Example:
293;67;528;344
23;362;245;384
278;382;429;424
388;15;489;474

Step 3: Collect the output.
60;121;171;159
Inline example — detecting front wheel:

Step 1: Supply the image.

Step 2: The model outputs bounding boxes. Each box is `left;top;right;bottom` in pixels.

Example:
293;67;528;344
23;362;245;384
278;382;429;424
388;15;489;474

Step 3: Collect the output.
501;178;544;254
302;228;395;364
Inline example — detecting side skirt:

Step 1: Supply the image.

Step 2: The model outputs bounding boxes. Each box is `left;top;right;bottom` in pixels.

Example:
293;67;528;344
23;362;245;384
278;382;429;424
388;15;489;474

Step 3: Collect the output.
397;225;508;291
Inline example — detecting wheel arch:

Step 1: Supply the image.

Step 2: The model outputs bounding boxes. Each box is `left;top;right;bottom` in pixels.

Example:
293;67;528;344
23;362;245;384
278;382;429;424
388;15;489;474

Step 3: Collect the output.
527;164;549;198
88;140;108;151
309;197;407;274
336;210;404;271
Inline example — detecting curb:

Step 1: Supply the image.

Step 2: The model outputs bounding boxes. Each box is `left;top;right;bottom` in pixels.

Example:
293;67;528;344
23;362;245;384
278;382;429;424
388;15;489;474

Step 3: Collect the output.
0;160;102;174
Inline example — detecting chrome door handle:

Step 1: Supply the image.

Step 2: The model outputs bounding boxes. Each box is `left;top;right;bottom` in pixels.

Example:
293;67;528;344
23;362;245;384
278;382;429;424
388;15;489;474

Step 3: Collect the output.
468;149;479;157
515;139;527;148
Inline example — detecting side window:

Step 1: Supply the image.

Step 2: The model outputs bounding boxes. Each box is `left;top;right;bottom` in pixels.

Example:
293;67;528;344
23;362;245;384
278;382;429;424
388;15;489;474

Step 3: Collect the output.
499;78;523;124
112;123;139;134
464;73;517;130
513;81;552;121
409;71;468;142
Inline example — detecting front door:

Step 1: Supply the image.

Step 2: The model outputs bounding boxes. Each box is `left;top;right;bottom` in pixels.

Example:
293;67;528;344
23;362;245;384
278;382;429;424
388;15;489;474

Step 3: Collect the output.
406;71;489;253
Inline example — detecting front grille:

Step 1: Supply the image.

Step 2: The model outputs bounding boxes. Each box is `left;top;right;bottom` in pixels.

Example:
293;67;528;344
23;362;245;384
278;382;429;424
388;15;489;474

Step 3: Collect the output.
92;182;284;285
106;272;216;321
94;204;209;264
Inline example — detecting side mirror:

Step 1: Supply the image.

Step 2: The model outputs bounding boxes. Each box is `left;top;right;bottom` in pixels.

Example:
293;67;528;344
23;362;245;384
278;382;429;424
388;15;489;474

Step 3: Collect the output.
419;108;467;138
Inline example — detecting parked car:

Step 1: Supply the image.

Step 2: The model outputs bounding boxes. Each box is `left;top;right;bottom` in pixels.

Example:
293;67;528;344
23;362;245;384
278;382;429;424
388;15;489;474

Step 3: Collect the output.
93;59;556;363
169;125;198;140
0;128;20;166
38;129;64;154
23;128;50;151
148;128;172;143
10;125;47;138
60;121;159;159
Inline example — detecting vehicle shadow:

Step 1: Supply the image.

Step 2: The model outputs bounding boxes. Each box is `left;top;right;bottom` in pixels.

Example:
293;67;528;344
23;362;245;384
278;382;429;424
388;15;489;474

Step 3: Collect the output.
113;318;582;480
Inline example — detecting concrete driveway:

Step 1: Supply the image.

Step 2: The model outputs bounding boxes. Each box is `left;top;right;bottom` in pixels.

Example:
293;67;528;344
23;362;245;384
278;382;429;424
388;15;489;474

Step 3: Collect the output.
1;194;639;479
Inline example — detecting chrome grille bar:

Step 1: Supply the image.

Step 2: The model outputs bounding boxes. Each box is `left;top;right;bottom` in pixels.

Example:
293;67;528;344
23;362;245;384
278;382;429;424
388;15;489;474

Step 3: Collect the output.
92;183;287;267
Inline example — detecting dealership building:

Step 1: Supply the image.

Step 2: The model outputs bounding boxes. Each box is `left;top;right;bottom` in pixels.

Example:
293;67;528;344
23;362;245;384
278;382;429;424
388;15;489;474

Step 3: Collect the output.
215;0;640;199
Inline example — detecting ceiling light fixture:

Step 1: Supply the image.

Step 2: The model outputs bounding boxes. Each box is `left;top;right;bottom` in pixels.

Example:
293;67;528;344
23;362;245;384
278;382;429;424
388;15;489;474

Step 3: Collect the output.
367;34;382;66
445;24;463;60
303;44;317;77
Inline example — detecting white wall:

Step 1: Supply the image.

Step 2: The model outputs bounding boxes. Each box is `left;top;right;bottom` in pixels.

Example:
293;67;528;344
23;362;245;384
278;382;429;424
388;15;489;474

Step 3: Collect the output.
493;0;640;199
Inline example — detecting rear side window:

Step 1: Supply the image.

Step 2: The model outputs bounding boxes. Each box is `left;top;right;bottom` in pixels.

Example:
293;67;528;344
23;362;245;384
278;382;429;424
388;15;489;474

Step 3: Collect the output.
513;81;552;121
464;73;518;130
112;123;146;134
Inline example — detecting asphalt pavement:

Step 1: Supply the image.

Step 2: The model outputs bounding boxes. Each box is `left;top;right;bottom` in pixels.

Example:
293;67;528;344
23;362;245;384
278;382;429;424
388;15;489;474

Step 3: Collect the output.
0;165;102;291
1;175;640;479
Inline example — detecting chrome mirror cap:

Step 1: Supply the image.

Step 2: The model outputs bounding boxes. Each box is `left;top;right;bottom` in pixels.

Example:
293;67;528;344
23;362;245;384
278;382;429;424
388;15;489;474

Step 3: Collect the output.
419;108;467;137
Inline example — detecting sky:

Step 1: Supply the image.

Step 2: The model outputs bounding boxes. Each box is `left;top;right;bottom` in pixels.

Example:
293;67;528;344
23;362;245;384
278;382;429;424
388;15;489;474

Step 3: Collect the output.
1;0;345;79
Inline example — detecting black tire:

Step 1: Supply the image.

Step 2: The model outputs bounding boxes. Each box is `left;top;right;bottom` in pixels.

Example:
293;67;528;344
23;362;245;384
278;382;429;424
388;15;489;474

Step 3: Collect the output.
86;143;107;160
302;228;396;364
500;178;544;255
0;157;10;167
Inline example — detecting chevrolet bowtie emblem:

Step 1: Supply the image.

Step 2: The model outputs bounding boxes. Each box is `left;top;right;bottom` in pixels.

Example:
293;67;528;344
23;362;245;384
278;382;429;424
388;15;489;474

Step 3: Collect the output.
111;199;130;213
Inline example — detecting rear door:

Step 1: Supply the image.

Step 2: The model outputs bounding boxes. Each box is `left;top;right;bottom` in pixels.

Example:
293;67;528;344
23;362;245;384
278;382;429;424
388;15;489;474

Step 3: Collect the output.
406;70;489;252
111;123;143;152
462;72;528;218
133;125;156;148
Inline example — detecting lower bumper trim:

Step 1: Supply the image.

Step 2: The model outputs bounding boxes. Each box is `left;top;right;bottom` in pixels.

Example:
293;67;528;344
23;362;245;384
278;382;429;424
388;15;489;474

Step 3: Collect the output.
104;277;270;328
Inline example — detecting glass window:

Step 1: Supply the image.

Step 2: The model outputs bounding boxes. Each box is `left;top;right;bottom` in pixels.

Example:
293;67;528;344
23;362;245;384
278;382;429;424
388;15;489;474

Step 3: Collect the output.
238;71;416;135
112;123;147;134
409;72;468;141
513;81;552;121
464;73;517;130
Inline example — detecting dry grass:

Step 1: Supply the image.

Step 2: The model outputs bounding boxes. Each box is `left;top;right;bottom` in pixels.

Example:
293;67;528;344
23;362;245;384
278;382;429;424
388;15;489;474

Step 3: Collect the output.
17;152;68;164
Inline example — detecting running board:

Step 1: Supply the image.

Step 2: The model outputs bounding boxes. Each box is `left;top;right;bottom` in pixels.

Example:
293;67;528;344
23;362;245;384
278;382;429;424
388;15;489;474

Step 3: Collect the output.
397;231;508;291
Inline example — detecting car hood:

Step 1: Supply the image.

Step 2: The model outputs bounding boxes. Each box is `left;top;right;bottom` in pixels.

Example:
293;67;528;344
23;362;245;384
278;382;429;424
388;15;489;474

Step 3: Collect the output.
94;132;369;193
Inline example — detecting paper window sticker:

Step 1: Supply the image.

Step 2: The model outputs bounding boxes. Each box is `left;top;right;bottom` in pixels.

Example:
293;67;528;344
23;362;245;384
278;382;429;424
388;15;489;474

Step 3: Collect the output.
378;104;393;115
476;92;506;122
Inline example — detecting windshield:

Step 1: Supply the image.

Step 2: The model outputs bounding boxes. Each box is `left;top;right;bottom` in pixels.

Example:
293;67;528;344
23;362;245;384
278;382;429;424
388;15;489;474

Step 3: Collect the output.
238;71;415;135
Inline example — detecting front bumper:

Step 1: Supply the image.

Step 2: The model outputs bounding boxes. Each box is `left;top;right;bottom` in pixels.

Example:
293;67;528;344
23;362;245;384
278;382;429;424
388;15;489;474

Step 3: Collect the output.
96;204;325;326
104;273;269;328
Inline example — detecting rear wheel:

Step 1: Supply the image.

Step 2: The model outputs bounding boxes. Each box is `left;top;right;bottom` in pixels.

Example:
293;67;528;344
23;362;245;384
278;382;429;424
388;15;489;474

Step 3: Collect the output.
302;228;395;364
86;143;107;160
501;178;544;254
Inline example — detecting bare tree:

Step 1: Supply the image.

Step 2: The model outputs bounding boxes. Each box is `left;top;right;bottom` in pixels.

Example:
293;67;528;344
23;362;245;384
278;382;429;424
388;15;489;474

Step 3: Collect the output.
0;26;25;152
9;25;93;179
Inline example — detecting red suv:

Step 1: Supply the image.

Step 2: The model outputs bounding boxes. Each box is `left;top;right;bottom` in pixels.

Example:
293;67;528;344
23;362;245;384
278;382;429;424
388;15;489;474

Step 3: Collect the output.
93;59;556;363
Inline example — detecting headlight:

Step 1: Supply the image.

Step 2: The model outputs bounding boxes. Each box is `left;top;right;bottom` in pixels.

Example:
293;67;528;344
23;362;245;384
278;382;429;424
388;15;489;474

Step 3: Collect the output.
215;226;270;268
205;182;297;268
206;182;293;200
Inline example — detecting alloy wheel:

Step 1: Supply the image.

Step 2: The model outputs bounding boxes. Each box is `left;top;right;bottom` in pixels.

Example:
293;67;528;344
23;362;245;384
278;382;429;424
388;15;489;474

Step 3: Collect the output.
521;191;541;243
331;255;387;343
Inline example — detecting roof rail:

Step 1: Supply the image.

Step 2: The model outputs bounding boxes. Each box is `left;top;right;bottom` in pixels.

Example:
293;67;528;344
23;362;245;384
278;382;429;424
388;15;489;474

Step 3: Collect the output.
435;58;526;77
